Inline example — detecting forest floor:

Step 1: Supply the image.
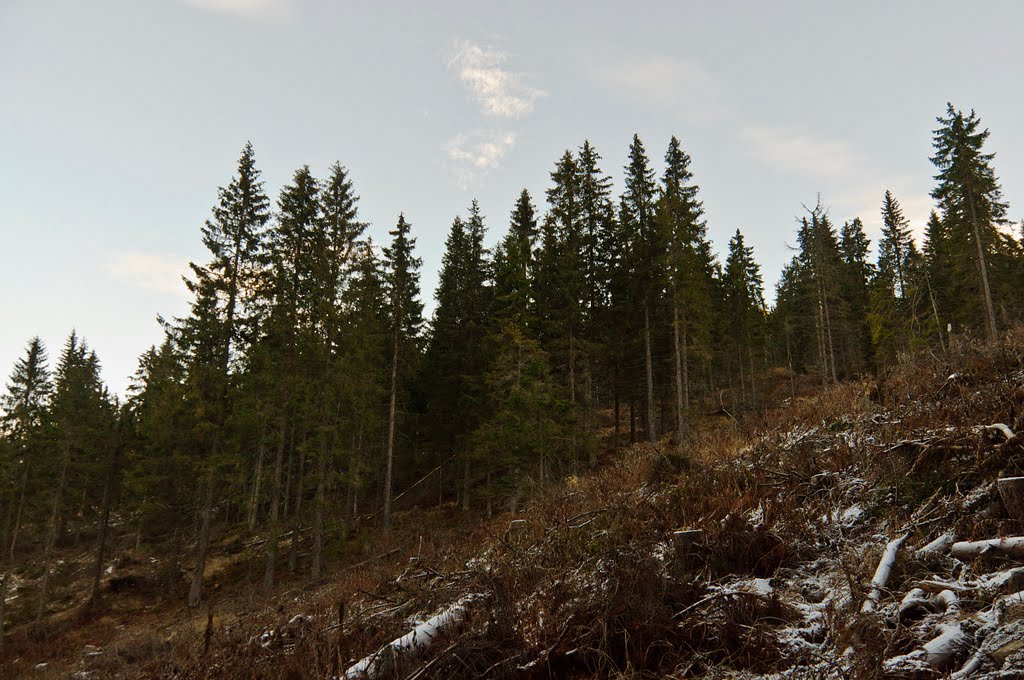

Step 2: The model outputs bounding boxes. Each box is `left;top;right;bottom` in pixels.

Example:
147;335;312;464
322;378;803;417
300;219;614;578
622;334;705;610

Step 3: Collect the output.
7;332;1024;678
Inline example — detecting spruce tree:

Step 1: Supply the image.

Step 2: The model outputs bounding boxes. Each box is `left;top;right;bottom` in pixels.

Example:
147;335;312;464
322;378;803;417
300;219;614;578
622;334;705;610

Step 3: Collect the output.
381;214;423;529
658;136;712;441
930;104;1009;341
179;141;270;607
0;337;51;560
619;135;661;442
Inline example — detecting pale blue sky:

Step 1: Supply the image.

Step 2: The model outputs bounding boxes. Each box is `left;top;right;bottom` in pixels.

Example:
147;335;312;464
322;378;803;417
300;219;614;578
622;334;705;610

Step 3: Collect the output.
2;0;1023;395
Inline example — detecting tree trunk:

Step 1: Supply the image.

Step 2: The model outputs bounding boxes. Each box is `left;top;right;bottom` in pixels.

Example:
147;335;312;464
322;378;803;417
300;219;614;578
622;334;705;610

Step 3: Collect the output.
383;329;400;529
90;439;120;606
247;435;266;531
187;472;215;608
264;418;286;591
672;293;686;443
37;448;69;623
643;303;657;443
613;391;621;451
8;460;30;560
289;436;306;573
967;187;999;342
311;438;328;580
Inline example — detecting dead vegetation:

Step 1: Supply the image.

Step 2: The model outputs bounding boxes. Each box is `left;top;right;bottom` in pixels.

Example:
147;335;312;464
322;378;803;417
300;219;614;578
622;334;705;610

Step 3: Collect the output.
8;331;1024;677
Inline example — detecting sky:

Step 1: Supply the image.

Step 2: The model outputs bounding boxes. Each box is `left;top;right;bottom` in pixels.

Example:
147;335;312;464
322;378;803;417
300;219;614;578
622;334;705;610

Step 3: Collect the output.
2;0;1023;397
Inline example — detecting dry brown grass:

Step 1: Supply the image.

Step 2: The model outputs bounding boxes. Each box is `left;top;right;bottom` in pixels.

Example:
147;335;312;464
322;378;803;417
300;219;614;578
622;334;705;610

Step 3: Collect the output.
8;330;1024;678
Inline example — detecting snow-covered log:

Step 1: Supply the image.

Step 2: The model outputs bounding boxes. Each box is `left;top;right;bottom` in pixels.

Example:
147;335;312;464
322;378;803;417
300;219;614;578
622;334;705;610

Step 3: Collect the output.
998;477;1024;519
984;423;1017;442
884;622;969;673
343;595;482;679
862;534;907;613
898;588;934;621
916;531;955;556
950;536;1024;559
935;588;960;616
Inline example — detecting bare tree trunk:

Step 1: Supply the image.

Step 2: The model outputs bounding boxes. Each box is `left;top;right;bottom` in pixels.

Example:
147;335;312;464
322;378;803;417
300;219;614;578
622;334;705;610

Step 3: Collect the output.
247;435;266;531
613;391;621;451
37;448;69;623
585;359;596;467
822;290;838;383
90;439;120;606
8;460;30;561
311;438;327;580
967;189;999;342
682;320;689;413
924;272;947;352
643;303;657;443
289;436;306;573
264;418;286;591
187;472;215;608
672;291;686;443
629;400;636;443
784;319;796;400
383;330;400;529
461;458;471;512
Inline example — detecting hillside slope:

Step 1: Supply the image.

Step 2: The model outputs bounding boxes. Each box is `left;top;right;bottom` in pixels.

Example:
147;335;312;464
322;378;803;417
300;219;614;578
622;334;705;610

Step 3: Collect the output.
9;332;1024;678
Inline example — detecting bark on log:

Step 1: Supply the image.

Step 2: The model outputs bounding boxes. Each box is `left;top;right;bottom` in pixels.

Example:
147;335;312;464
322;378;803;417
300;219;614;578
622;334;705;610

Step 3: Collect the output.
916;531;955;556
984;423;1017;442
998;477;1024;520
343;595;481;679
950;536;1024;559
862;534;907;613
884;623;969;673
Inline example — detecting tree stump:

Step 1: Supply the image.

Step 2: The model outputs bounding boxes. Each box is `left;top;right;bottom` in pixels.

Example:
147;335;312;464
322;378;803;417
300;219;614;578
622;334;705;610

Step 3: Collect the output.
998;477;1024;520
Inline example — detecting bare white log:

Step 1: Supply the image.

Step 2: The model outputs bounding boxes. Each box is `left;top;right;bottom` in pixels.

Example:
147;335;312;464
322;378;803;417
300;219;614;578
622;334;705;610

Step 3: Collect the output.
951;536;1024;559
862;534;907;613
898;588;934;621
983;423;1017;441
916;531;955;556
343;595;481;679
935;588;961;616
884;623;969;673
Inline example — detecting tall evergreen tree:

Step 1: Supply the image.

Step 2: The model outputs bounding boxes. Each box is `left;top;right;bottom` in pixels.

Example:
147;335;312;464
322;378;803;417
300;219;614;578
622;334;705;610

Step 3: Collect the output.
619;135;661;443
658;136;712;441
179;142;270;607
930;104;1009;341
381;215;423;528
0;337;51;560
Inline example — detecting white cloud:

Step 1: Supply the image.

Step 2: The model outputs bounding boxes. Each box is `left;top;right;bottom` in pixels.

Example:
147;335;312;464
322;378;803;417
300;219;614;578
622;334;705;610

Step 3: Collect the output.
596;57;722;123
182;0;294;21
444;130;516;188
739;126;867;179
449;40;545;118
110;251;188;296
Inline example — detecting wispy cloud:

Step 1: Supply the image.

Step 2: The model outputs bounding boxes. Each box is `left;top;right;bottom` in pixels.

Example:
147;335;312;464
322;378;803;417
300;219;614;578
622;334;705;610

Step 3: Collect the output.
449;40;545;118
739;126;866;179
596;57;722;123
110;251;188;296
444;130;516;188
182;0;294;21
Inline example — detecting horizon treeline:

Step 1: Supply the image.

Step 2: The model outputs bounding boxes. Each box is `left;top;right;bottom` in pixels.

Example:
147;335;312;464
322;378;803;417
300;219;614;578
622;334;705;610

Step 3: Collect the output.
2;103;1023;618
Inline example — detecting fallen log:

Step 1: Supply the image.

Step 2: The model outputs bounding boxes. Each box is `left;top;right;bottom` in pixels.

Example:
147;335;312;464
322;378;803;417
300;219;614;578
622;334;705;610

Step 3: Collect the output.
950;536;1024;559
862;534;907;613
916;531;955;556
343;594;483;679
884;622;969;673
983;423;1017;442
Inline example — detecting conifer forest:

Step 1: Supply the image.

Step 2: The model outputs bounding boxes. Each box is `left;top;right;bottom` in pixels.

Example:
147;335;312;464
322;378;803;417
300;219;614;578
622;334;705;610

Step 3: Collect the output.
4;101;1024;678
